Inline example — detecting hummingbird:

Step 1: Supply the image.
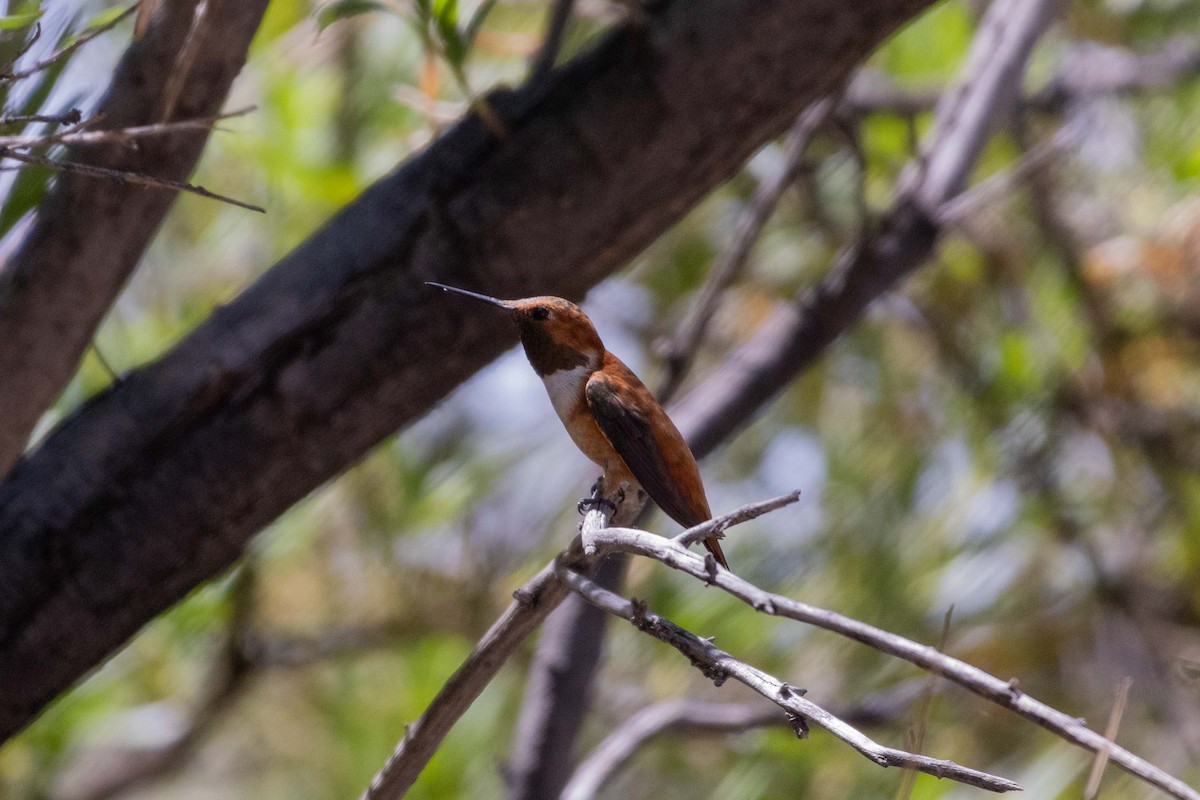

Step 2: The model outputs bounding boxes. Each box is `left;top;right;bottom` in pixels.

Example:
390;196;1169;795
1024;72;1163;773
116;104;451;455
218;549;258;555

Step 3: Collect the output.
427;282;729;569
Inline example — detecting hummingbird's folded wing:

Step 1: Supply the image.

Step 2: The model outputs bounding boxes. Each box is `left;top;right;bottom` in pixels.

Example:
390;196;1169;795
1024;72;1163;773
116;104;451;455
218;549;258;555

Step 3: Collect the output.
584;368;710;530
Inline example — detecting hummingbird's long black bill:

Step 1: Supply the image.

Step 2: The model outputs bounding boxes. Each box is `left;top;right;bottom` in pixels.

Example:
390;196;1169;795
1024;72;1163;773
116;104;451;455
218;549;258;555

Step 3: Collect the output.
425;281;511;309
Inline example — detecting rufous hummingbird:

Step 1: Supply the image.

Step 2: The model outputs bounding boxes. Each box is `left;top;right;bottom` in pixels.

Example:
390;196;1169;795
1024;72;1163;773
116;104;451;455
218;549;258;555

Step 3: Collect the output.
427;282;729;569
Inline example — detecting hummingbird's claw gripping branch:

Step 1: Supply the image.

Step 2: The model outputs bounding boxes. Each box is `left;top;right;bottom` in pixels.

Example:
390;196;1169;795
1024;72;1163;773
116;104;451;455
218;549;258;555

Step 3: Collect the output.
577;496;617;517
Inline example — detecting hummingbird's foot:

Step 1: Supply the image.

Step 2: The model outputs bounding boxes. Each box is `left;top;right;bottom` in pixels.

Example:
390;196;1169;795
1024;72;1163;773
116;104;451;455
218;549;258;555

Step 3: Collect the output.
577;496;618;517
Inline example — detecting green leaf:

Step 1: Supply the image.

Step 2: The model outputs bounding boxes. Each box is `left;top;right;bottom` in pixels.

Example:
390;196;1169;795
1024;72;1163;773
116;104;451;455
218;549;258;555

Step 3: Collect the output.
0;3;41;31
432;0;458;27
80;6;127;33
0;148;54;239
432;0;463;68
0;69;78;239
315;0;389;31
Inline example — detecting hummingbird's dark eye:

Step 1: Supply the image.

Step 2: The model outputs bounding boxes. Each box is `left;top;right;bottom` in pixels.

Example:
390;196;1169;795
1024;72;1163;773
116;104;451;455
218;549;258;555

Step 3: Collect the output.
531;306;550;321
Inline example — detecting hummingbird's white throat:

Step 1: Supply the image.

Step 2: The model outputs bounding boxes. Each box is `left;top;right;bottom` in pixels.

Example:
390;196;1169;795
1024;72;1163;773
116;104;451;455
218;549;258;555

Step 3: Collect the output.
541;362;596;424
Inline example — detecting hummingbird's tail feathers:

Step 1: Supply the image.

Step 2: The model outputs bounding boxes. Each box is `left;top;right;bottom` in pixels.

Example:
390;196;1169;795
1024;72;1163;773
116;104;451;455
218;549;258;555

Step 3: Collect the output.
704;537;730;570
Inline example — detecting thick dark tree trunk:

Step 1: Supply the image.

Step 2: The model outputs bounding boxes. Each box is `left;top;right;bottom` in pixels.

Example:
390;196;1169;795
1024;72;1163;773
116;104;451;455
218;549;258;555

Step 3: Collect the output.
0;0;934;742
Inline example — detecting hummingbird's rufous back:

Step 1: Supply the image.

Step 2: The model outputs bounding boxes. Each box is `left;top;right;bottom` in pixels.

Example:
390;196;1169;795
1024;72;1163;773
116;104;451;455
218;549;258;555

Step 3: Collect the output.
427;282;728;569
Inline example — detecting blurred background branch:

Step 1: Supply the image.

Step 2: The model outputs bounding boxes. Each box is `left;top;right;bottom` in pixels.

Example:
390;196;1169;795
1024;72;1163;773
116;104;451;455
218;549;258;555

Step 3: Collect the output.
561;682;926;800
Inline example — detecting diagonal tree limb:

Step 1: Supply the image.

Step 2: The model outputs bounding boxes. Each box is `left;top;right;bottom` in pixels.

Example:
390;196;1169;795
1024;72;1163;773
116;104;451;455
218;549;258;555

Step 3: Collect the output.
674;0;1062;457
586;527;1200;800
0;0;936;743
362;487;636;800
504;552;630;800
0;0;270;475
555;566;1023;794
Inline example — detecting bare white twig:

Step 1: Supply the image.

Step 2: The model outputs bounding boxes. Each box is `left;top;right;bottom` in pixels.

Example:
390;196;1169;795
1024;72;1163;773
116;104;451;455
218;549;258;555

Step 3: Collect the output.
563;701;783;800
672;488;801;550
555;566;1022;793
585;527;1200;800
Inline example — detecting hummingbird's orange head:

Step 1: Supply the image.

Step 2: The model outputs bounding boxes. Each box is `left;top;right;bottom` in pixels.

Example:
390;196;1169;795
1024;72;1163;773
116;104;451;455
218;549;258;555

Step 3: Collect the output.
426;283;604;376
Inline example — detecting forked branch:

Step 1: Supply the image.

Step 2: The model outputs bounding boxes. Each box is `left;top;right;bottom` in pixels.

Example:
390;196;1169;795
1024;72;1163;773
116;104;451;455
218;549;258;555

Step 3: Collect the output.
585;526;1200;800
555;566;1022;793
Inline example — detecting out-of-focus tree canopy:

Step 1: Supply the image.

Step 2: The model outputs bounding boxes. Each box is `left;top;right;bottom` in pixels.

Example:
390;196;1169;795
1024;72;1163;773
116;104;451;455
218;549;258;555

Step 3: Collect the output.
1;0;1199;798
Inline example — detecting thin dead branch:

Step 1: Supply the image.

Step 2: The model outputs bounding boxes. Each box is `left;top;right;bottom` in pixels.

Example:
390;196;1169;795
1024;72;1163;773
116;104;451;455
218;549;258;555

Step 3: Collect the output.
934;123;1079;227
1085;677;1135;800
0;110;82;128
671;489;801;550
0;5;139;84
0;106;255;150
584;526;1200;800
555;566;1022;793
136;0;160;38
0;148;264;212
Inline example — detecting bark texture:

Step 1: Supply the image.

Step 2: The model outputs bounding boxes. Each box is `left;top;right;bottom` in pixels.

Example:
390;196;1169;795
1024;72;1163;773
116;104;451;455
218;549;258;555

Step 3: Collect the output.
0;0;934;741
0;0;270;475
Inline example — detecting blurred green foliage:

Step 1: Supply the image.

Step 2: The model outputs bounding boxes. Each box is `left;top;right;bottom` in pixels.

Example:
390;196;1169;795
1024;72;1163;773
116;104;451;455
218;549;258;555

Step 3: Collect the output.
3;0;1200;798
